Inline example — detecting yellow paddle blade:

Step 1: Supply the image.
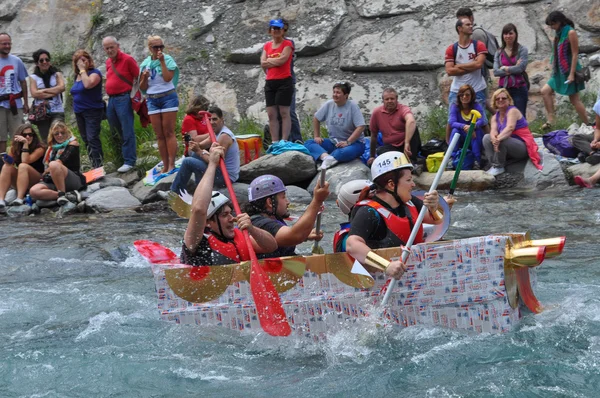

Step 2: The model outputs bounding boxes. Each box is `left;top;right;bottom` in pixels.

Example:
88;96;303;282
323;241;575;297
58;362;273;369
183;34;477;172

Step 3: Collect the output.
164;264;235;303
168;192;192;219
306;252;375;289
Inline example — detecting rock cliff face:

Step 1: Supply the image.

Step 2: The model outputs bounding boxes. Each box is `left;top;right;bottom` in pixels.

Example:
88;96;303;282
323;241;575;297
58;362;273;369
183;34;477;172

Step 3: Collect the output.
1;0;599;126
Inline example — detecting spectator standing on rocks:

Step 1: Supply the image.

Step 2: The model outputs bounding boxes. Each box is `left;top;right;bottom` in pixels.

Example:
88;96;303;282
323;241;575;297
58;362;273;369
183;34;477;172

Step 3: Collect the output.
29;122;86;208
367;87;422;168
70;50;105;169
482;88;542;177
444;18;488;120
29;49;65;142
305;82;366;170
0;33;29;155
493;23;529;117
541;11;589;129
140;35;180;174
103;36;140;173
170;106;239;195
260;19;294;143
0;123;45;212
244;174;328;259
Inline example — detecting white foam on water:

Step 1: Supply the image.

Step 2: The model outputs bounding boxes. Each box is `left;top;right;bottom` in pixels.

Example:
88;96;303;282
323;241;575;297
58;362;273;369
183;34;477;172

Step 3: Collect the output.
75;311;145;341
119;247;157;269
172;368;230;381
535;386;586;397
425;386;461;397
48;257;118;266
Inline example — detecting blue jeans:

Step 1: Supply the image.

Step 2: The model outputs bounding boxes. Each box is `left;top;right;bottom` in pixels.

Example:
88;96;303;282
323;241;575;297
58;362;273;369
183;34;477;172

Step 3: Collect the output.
75;108;104;168
304;138;365;163
450;126;484;161
507;86;528;118
106;94;137;166
170;153;225;194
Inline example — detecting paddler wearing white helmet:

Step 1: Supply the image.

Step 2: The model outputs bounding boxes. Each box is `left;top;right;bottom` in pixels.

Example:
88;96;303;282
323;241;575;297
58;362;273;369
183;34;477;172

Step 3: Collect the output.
346;151;443;279
181;143;277;266
333;179;373;253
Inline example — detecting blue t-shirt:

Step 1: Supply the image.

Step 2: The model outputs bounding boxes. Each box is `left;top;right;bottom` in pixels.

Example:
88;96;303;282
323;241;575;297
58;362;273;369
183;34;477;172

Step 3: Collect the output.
70;68;104;113
0;54;28;109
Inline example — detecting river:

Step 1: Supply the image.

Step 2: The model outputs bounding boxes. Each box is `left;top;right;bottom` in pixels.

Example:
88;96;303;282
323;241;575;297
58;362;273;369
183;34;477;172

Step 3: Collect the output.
1;186;598;397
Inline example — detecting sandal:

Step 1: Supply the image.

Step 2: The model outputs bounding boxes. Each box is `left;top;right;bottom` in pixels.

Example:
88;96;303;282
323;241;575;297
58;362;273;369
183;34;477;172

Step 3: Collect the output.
574;176;593;188
541;122;552;131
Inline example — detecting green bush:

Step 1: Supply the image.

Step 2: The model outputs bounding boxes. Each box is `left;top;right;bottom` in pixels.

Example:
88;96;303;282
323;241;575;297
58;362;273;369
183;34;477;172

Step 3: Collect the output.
421;106;449;142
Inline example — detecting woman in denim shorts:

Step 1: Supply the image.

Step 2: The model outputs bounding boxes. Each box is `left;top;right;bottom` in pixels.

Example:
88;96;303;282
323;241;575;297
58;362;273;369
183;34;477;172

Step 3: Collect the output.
140;35;180;174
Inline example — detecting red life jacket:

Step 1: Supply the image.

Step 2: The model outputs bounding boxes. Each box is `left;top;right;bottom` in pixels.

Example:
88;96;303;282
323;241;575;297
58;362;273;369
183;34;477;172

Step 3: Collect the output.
354;199;423;245
206;228;251;264
333;223;351;253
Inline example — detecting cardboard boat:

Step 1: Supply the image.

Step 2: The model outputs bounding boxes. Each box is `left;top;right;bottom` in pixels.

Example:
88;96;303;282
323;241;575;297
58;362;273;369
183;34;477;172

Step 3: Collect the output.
139;232;565;340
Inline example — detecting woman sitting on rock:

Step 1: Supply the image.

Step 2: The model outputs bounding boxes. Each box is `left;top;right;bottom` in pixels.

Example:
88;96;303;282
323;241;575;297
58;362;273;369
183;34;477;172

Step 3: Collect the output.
305;82;366;170
29;49;66;141
447;84;487;169
29;122;86;207
140;35;180;174
70;49;104;169
493;23;529;117
181;95;211;148
0;123;46;213
482;88;542;177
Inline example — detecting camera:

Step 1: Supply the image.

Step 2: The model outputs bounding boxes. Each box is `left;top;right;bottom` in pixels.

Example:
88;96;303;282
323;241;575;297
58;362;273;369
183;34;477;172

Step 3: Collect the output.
184;134;191;143
43;173;53;184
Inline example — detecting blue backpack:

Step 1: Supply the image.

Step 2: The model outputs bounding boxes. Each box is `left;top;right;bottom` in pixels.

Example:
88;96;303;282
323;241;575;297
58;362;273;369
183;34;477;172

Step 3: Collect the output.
542;130;579;158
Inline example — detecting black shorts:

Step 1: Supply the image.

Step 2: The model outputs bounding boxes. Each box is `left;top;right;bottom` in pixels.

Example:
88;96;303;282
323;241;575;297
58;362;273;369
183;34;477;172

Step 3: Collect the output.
264;77;294;107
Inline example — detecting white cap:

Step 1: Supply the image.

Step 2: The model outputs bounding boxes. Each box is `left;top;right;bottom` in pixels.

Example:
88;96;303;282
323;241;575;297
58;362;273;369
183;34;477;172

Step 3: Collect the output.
370;151;413;182
207;191;231;218
337;179;372;215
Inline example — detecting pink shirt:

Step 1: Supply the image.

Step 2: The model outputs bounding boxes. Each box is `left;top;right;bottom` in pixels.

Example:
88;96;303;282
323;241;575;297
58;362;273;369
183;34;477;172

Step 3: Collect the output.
369;103;413;146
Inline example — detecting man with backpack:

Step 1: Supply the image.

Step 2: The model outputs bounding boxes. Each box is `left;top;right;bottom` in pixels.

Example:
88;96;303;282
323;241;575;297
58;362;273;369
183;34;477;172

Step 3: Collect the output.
456;7;498;112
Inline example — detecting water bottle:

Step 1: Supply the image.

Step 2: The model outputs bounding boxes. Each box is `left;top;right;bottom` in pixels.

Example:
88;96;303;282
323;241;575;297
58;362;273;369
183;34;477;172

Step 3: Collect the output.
25;194;32;206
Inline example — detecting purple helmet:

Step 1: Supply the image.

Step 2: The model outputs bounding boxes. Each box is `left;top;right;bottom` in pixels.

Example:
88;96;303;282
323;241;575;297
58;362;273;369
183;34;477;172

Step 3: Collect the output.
248;175;286;201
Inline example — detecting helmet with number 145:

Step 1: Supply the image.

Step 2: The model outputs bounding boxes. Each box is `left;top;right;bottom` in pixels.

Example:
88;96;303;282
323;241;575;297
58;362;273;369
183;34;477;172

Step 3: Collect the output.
371;151;413;184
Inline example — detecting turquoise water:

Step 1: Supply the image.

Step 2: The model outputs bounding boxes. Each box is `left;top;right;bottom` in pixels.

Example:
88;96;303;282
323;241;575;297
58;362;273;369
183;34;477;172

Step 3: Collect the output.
1;188;599;397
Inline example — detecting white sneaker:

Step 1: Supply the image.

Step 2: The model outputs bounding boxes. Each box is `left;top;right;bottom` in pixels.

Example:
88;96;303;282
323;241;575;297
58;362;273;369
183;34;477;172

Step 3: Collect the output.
320;155;338;170
117;164;134;173
487;166;505;177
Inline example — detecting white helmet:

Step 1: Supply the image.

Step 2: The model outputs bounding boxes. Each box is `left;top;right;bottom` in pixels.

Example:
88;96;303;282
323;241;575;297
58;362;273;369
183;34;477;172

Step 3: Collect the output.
370;151;413;182
207;191;231;218
337;179;372;215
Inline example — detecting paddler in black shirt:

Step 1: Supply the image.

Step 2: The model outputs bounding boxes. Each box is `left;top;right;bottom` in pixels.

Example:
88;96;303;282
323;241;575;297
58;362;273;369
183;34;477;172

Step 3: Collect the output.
346;151;444;279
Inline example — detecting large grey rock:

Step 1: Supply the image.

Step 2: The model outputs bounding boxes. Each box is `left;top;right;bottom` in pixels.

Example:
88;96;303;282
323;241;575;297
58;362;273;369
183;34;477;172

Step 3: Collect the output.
307;160;371;199
6;204;31;217
131;174;194;204
352;0;442;18
107;169;142;187
339;7;537;71
285;185;313;204
56;201;77;218
566;162;600;182
0;0;20;21
510;139;567;190
86;187;141;212
590;54;600;67
415;170;495;192
216;182;250;207
238;152;317;184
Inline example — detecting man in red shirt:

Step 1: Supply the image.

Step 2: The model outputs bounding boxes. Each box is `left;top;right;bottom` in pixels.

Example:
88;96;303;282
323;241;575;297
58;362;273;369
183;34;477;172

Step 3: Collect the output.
103;36;140;173
368;88;421;168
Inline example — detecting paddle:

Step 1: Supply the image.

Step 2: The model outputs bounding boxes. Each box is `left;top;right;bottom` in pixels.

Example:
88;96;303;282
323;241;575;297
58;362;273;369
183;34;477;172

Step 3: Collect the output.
311;169;326;254
380;133;461;307
201;111;291;337
134;240;179;264
448;110;482;196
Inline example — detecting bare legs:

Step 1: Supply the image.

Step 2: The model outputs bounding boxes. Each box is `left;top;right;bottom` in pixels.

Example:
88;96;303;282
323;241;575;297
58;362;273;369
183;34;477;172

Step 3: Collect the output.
0;165;17;200
16;163;42;199
267;105;291;142
150;111;178;173
29;161;69;201
542;84;589;125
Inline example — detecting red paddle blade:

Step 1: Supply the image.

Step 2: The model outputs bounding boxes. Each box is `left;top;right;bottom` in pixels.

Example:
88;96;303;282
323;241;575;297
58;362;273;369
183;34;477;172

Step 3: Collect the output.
134;240;179;264
250;260;291;336
515;267;543;314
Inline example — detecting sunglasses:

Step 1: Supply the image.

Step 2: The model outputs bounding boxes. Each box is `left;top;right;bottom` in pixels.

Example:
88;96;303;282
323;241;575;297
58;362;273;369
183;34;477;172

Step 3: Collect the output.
151;45;165;50
38;58;50;64
270;26;282;31
53;131;67;136
22;133;35;137
496;97;509;101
